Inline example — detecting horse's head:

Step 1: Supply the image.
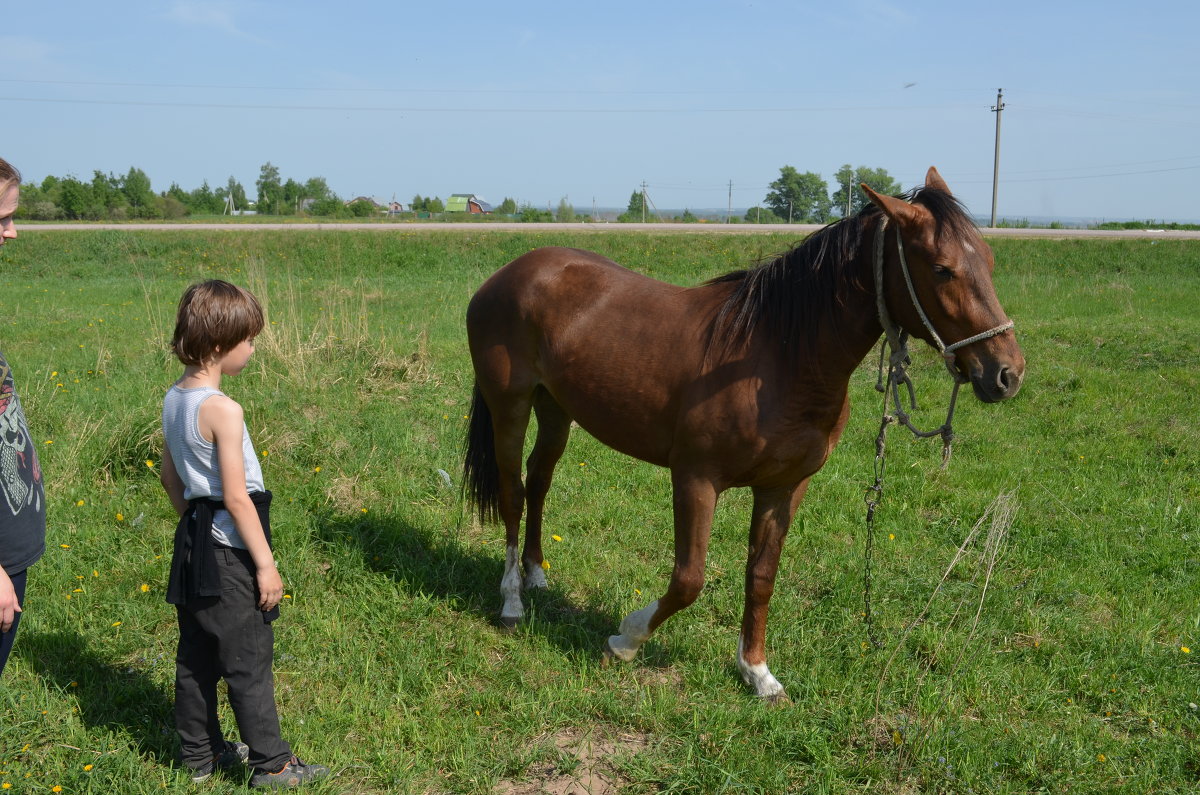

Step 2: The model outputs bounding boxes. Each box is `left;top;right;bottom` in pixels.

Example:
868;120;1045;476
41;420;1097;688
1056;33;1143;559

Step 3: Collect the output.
862;167;1024;403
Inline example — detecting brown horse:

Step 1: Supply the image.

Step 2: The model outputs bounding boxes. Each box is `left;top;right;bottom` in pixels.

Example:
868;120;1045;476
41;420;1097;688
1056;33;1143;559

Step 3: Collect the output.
463;168;1024;700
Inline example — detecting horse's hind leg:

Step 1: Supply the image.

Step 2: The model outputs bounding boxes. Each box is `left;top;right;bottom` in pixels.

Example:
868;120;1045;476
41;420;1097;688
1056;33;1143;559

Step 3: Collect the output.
522;387;572;590
488;391;535;628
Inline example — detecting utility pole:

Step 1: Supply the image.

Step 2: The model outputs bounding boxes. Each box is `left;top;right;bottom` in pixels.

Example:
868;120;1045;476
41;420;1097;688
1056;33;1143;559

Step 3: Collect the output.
727;180;732;224
641;181;648;224
846;173;852;218
990;88;1004;228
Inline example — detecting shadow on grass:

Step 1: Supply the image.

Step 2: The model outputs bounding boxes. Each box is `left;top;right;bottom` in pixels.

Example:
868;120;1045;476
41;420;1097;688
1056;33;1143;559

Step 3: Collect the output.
312;509;660;664
20;630;176;764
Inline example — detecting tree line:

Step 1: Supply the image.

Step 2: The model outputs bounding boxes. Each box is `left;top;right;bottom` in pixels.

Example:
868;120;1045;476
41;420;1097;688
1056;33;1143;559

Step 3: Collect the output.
12;161;901;223
620;165;902;223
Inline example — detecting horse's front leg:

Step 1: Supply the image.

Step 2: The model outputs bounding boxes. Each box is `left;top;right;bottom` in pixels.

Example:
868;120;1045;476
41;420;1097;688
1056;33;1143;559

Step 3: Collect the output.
606;472;717;662
737;480;809;702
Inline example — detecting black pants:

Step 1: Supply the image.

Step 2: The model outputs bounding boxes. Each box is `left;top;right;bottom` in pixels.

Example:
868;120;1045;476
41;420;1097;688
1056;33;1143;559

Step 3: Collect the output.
0;567;28;677
174;546;291;771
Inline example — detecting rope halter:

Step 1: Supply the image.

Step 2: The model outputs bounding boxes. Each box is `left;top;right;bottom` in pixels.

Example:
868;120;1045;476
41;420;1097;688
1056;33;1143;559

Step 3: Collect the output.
872;214;1014;464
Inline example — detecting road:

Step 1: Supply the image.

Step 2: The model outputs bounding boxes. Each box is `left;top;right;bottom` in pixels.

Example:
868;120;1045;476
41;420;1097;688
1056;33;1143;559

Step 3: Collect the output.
19;222;1200;239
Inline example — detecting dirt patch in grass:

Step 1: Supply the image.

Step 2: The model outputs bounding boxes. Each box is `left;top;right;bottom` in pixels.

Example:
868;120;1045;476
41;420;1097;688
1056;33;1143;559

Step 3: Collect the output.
493;727;652;795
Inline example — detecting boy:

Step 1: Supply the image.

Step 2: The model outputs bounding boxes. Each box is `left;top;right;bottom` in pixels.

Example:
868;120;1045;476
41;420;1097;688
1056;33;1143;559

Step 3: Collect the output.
1;155;47;679
160;280;328;788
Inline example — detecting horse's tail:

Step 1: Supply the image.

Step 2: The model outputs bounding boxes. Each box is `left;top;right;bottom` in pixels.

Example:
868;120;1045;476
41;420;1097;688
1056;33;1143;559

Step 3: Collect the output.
463;383;501;524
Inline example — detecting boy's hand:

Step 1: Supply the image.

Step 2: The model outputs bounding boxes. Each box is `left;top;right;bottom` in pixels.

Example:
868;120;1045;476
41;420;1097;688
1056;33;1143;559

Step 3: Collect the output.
256;565;284;612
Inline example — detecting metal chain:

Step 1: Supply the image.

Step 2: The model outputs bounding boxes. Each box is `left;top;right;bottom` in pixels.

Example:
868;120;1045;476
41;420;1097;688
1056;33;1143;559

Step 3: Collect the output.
862;398;893;650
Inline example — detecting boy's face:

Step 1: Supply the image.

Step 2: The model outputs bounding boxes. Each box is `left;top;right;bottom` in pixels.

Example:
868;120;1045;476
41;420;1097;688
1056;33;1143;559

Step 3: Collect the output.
0;183;18;246
218;337;256;376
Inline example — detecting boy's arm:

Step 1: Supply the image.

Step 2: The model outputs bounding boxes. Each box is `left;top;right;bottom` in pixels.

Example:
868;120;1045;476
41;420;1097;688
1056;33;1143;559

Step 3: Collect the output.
0;563;20;633
159;445;188;517
203;396;283;612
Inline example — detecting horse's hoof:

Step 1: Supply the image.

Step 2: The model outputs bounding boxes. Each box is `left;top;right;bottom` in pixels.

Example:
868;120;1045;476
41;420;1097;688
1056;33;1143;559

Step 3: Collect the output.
763;691;792;708
498;615;520;632
601;638;620;667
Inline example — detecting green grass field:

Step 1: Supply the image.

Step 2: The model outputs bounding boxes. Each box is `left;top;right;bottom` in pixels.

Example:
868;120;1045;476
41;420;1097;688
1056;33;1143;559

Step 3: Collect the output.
1;230;1197;793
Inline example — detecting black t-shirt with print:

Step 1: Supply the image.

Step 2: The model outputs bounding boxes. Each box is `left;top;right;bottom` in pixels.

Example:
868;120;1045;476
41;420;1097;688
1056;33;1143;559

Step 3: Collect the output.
0;351;46;574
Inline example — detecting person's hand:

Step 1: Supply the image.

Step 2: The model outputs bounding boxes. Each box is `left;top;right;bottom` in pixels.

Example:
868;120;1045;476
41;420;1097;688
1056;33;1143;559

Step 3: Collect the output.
0;566;21;634
256;565;284;612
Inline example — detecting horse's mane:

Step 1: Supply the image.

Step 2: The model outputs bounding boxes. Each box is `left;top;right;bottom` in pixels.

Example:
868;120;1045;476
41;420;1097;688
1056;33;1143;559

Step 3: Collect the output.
706;186;975;365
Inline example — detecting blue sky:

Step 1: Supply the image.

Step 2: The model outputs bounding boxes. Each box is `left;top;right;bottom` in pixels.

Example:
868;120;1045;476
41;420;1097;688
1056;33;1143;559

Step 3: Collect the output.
4;1;1199;220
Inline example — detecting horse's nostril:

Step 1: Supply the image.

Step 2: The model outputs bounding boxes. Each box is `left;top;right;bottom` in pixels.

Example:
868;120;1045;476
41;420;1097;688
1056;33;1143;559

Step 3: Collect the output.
997;367;1011;390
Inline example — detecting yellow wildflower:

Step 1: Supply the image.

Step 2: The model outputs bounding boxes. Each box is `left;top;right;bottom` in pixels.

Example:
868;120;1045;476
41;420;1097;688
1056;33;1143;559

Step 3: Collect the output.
140;584;150;593
1183;646;1191;654
60;543;71;549
541;559;551;571
84;764;93;772
76;499;85;506
116;513;124;521
112;621;122;627
551;535;562;542
145;460;155;468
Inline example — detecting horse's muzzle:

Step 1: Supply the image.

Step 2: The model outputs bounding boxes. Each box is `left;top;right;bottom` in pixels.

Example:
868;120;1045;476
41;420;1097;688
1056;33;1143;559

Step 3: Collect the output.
971;360;1024;403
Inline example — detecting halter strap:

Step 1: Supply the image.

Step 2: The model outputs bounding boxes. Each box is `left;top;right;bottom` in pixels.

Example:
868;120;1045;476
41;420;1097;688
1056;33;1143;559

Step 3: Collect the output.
874;216;1014;383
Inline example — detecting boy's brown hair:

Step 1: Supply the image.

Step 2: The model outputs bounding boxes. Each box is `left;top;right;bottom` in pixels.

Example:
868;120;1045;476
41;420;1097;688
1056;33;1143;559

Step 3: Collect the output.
0;157;20;188
171;280;265;366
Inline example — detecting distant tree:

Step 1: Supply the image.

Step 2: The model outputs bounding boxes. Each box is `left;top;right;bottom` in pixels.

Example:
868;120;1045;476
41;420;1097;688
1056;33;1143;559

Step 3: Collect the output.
58;176;96;220
679;209;698;223
256;162;284;215
121;167;157;217
496;197;518;215
765;166;830;223
830;164;902;217
346;198;378;218
92;171;127;215
222;177;249;212
281;178;304;214
188;181;224;215
304;177;333;202
518;203;553;222
426;196;444;214
618;189;648;223
554;196;575;222
308;196;345;217
744;206;783;224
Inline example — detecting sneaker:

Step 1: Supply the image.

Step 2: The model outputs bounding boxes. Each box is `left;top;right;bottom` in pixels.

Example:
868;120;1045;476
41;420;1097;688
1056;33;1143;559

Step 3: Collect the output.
249;756;330;789
189;740;250;782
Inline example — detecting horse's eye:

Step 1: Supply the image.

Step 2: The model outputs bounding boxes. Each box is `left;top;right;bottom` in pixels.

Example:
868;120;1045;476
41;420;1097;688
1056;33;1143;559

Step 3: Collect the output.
932;264;954;279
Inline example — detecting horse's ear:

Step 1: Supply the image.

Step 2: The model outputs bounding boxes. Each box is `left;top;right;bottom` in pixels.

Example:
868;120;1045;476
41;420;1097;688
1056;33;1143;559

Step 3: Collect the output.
861;183;920;226
925;166;951;194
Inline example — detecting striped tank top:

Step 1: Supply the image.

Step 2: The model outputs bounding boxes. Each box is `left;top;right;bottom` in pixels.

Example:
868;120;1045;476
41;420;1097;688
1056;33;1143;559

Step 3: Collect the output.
161;384;265;549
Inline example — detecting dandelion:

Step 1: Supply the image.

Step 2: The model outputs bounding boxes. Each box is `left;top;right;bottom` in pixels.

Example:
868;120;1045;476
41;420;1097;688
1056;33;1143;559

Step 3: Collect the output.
2;783;10;789
75;500;85;506
140;584;150;593
72;588;83;593
1183;646;1191;654
635;589;641;595
45;440;53;445
314;466;321;473
1096;753;1106;763
551;535;562;542
116;513;124;521
541;559;551;571
888;533;895;540
262;450;269;457
60;543;71;549
93;570;99;577
53;787;63;793
112;621;122;627
361;508;368;514
145;460;155;468
51;371;58;377
84;764;93;772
